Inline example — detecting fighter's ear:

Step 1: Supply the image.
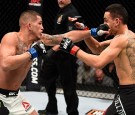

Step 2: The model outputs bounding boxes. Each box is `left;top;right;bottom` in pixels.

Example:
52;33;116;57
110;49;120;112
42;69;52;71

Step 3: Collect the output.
27;23;32;31
115;18;121;26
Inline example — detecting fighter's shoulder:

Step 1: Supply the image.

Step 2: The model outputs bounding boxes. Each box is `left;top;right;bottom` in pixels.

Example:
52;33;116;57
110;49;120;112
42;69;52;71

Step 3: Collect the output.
2;32;18;41
127;30;135;39
1;32;18;46
113;32;130;42
110;34;128;48
3;32;17;38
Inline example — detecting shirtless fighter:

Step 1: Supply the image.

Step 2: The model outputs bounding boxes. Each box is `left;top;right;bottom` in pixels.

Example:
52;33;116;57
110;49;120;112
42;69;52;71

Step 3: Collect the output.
0;10;53;115
41;4;135;115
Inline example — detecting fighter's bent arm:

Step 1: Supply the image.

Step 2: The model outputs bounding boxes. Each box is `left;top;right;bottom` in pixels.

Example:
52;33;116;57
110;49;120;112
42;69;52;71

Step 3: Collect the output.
0;34;31;71
75;37;124;69
84;36;111;54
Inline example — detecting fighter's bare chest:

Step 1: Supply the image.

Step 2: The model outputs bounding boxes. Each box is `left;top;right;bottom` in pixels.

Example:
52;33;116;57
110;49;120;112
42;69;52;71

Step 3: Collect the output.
16;41;29;55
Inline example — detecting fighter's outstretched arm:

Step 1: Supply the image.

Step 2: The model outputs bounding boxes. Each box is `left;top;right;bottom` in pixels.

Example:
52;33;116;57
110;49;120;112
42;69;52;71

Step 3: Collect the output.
41;30;90;46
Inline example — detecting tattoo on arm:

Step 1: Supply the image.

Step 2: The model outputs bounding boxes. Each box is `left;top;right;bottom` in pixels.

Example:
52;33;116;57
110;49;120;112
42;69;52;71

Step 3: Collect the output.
45;34;64;40
44;34;64;44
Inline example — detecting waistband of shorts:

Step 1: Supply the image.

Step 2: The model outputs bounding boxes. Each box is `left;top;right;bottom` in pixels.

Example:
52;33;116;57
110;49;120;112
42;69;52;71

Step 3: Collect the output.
0;88;19;97
119;84;135;88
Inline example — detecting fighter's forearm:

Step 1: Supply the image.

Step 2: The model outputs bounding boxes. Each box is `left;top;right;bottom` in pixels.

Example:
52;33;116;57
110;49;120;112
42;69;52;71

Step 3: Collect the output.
84;37;112;54
64;30;90;42
1;52;31;71
41;33;64;46
84;36;102;54
100;40;111;47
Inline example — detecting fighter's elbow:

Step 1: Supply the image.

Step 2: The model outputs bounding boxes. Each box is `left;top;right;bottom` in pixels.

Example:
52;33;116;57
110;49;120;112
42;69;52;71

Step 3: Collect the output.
92;61;105;69
1;61;12;71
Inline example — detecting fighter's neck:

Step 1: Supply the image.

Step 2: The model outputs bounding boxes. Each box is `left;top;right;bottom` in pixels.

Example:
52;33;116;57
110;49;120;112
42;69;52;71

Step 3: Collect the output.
17;32;34;46
115;25;128;36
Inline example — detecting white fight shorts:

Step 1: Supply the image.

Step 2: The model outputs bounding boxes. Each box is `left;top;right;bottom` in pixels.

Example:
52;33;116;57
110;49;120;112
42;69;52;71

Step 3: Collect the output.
0;88;35;115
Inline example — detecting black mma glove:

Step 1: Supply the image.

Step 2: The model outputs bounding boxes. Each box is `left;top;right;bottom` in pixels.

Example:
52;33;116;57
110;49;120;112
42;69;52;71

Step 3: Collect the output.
28;41;46;59
90;24;109;37
60;38;80;56
46;49;56;58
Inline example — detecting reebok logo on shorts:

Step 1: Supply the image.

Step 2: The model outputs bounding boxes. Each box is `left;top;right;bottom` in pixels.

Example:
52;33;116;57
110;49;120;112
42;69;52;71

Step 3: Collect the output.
22;102;31;112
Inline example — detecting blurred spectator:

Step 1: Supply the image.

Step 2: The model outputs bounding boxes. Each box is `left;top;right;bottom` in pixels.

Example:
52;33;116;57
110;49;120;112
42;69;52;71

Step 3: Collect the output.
77;59;95;84
89;68;114;87
103;62;119;89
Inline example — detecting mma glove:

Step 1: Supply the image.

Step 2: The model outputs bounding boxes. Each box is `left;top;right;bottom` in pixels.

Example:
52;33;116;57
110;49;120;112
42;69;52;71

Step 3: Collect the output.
46;49;56;58
28;41;46;59
90;24;109;37
77;23;109;36
60;38;80;56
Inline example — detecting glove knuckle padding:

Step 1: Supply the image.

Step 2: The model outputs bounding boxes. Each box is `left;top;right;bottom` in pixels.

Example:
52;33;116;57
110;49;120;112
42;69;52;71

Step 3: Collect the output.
28;41;46;59
91;24;109;37
97;24;109;32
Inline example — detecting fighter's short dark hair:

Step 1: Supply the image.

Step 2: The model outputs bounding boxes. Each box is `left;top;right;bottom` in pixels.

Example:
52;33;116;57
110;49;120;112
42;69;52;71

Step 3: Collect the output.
105;4;128;24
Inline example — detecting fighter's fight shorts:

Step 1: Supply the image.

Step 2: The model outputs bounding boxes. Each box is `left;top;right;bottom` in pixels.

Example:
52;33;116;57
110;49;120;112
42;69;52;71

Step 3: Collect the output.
0;88;35;115
104;84;135;115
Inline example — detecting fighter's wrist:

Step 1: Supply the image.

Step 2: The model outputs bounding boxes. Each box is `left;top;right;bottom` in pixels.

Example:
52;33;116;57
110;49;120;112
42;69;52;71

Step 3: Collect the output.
83;26;89;30
28;48;38;59
26;51;32;60
75;48;80;56
79;23;89;30
90;28;97;37
70;45;80;56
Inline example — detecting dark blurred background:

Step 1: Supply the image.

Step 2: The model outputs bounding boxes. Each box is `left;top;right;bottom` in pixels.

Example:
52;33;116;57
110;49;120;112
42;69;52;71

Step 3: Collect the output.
0;0;135;39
